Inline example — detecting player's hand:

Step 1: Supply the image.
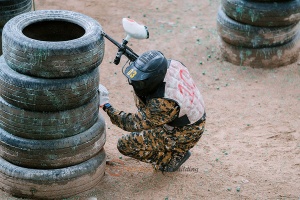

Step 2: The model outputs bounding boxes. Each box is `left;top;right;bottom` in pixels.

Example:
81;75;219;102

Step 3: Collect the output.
98;84;109;107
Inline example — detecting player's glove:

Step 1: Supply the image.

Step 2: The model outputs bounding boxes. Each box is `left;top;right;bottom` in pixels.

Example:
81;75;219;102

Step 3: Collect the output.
98;84;109;107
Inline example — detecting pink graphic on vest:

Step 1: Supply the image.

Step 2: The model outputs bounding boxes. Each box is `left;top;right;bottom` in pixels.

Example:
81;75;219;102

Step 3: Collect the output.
178;69;196;104
163;60;205;124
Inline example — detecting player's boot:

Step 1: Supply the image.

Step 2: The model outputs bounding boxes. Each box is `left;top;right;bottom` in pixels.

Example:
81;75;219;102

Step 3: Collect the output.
160;150;191;172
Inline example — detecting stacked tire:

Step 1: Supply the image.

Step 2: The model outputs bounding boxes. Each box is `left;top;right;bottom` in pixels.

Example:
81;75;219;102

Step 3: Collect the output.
0;0;32;55
217;0;300;68
0;10;106;199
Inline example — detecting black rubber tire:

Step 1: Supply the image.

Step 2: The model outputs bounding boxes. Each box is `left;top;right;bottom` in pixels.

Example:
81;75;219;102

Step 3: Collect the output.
2;9;105;78
0;114;106;169
0;28;2;55
221;0;300;27
219;32;300;68
0;94;99;140
0;56;99;112
217;7;300;48
0;149;106;199
0;0;32;27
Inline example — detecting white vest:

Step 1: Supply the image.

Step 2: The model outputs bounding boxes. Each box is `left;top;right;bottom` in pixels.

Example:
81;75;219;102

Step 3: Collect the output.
163;60;205;125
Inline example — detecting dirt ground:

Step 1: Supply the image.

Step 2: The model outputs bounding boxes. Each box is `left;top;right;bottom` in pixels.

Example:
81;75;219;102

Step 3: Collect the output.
1;0;299;199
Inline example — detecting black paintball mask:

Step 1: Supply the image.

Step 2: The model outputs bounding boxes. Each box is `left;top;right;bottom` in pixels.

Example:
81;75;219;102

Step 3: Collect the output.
123;50;168;97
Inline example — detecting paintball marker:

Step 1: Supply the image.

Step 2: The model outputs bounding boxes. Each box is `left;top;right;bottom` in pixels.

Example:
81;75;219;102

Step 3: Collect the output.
101;18;149;65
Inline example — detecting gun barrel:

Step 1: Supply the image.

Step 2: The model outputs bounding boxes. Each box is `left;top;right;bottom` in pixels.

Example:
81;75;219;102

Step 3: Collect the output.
101;31;122;49
101;31;139;63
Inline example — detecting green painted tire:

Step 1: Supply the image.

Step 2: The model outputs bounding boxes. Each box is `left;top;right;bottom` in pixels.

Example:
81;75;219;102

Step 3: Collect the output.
217;7;300;48
219;32;300;67
221;0;300;27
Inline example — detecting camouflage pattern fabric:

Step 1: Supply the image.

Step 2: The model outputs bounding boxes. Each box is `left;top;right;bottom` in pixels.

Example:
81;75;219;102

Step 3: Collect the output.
105;96;206;171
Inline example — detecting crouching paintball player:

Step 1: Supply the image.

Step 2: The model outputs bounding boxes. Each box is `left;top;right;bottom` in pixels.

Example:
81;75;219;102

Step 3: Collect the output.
99;50;206;172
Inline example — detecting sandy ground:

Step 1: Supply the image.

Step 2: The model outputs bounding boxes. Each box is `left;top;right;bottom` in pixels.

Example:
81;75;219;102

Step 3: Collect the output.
1;0;299;199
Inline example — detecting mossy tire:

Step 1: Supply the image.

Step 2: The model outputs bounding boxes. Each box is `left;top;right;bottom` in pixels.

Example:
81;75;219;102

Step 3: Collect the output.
219;32;300;68
221;0;300;27
217;7;300;48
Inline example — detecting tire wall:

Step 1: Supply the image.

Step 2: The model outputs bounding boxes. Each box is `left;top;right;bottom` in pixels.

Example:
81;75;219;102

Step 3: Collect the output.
0;9;106;199
218;0;300;68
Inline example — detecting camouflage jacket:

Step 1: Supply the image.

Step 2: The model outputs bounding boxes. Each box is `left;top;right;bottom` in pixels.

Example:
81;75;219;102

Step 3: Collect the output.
105;96;180;132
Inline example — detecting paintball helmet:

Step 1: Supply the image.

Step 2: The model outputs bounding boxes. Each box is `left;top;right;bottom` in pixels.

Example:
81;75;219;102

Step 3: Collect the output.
123;50;168;96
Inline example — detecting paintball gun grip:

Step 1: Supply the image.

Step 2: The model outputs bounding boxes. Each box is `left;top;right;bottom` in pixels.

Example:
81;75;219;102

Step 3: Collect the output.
114;51;123;65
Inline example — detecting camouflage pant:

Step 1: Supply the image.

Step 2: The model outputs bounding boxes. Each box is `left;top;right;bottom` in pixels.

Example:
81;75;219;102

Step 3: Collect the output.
117;115;206;170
